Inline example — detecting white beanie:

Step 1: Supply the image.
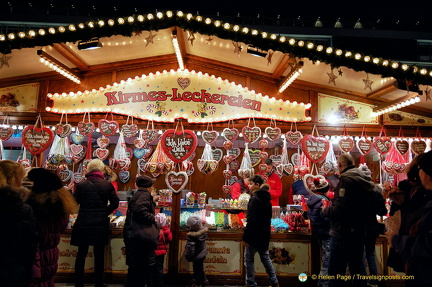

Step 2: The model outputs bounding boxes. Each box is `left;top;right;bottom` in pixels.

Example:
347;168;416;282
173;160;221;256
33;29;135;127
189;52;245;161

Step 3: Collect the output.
155;213;167;227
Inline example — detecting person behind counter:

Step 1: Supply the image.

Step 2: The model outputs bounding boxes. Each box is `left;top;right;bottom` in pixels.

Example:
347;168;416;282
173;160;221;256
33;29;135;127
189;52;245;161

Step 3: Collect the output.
26;168;78;287
258;158;282;206
243;174;279;287
71;158;119;287
228;177;250;200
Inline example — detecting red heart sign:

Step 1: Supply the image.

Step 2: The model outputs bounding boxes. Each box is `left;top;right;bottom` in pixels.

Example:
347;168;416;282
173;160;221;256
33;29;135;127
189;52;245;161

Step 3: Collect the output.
373;137;392;155
0;126;13;141
356;138;373;155
22;125;54;155
411;139;427;155
222;128;239;142
286;131;303;146
121;124;139;138
165;171;188;193
395;140;409;156
338;136;354;153
98;119;119;137
264;127;281;141
161;129;198;163
77;121;95;136
301;135;330;163
202;130;219;145
55;123;72;138
242;126;262;144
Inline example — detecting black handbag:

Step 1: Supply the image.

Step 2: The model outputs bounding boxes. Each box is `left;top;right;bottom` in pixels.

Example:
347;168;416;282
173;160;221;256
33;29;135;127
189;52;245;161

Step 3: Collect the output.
124;205;159;248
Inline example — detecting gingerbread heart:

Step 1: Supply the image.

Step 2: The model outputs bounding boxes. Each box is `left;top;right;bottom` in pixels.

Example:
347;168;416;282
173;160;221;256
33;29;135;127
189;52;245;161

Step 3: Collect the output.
259;151;269;160
134;138;146;149
227;176;238;186
124;147;134;160
177;77;191;90
98;119;119;137
58;169;73;182
242;126;261;144
259;163;268;172
411;139;427;155
222;184;231;194
117;158;131;170
77;121;95;137
291;153;300;166
165;171;188;193
286;131;303;146
283;163;294;175
119;170;130;183
338;136;354;153
202;130;219;145
228;159;240;172
269;154;283;166
301;135;330;163
223;170;233;179
142;130;158;144
259;139;268;149
0;126;13;141
249;149;261;167
97;137;110;148
73;172;84;183
133;148;146;159
303;174;327;192
356;138;373;155
137;158;147;172
228;148;241;159
72;149;85;163
395;139;409;156
70;144;84;155
264;127;281;141
95;148;109;161
161;129;198;163
121;124;139;138
71;133;85;145
223;155;234;164
222;128;239;142
55;123;72;138
373;137;392;155
22;125;54;155
223;140;233;150
212;148;223;162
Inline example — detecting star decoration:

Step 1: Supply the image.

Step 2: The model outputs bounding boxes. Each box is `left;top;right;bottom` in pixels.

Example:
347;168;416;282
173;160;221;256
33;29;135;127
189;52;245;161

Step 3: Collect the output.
327;69;338;86
188;32;196;45
362;73;373;91
267;50;274;66
145;31;157;47
134;30;143;37
424;86;431;101
0;54;12;69
206;37;213;44
338;68;343;76
232;42;242;56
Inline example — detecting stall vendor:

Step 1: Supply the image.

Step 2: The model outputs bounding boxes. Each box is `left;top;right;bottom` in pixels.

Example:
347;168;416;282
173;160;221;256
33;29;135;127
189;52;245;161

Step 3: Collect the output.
258;158;282;206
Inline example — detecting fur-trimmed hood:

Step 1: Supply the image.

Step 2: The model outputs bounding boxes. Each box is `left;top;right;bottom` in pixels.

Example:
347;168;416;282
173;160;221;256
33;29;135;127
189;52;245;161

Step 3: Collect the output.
27;187;78;218
187;226;209;237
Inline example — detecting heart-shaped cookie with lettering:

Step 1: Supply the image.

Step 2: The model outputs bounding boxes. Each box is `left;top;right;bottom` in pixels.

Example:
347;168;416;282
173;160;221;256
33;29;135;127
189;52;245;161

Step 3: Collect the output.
222;184;231;194
72;149;86;164
301;135;330;163
121;124;139;138
70;144;84;155
338;136;354;153
373;137;392;155
249;149;261;167
223;170;233;179
55;123;72;138
22;125;54;155
223;155;234;164
142;130;158;144
98;119;119;137
242;126;262;144
229;159;240;172
270;154;283;166
95;148;109;161
411;139;427;155
137;158;147;172
228;148;241;159
283;163;294;175
134;138;146;149
356;138;373;155
165;171;188;193
58;169;73;182
228;176;238;186
202;130;219;145
259;139;269;149
77;121;95;137
177;77;191;90
161;129;198;163
71;133;85;145
264;127;281;141
116;158;131;171
73;172;84;183
212;148;223;162
395;139;409;156
222;128;239;142
0;126;13;141
259;163;268;172
286;131;303;146
223;140;233;150
119;170;130;183
125;147;134;160
259;151;269;160
97;137;110;149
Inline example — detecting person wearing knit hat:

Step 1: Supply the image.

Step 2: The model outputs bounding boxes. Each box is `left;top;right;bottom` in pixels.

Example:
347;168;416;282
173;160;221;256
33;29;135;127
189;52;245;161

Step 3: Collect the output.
136;175;156;188
390;150;432;286
26;168;78;287
153;213;172;287
184;215;209;287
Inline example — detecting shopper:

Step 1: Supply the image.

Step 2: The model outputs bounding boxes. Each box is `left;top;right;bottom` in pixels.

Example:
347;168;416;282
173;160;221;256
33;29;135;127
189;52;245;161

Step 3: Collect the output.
243;174;279;287
323;153;375;287
71;158;119;287
152;212;173;287
26;168;78;287
306;176;331;287
389;150;432;286
123;175;159;287
184;215;209;287
104;165;118;192
258;158;282;206
0;160;37;287
359;165;387;287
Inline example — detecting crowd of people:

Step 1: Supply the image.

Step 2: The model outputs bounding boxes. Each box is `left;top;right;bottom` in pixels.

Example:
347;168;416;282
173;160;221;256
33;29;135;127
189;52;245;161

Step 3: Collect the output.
1;148;431;287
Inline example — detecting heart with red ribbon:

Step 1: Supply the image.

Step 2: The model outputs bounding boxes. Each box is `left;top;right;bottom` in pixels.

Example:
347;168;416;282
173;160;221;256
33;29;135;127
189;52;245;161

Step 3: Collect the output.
356;138;373;155
55;123;72;138
202;130;219;145
286;131;303;146
395;139;409;156
411;139;427;155
98;119;119;137
339;136;354;153
0;126;13;141
222;128;239;142
121;124;139;138
242;126;261;144
77;121;95;136
161;129;198;163
22;125;54;155
264;127;281;141
165;171;188;193
373;137;392;155
301;135;330;163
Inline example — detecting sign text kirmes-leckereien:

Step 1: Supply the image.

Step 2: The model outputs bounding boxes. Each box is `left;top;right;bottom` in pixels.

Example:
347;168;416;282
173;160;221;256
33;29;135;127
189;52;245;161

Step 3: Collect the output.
104;88;262;111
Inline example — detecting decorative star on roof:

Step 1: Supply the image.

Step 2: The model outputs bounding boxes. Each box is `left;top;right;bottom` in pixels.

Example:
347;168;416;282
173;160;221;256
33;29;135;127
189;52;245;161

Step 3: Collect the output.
232;42;242;56
424;86;431;101
188;32;196;45
145;31;157;47
267;50;274;66
338;68;343;76
363;73;373;91
206;37;213;44
134;30;143;37
327;69;338;86
0;54;12;69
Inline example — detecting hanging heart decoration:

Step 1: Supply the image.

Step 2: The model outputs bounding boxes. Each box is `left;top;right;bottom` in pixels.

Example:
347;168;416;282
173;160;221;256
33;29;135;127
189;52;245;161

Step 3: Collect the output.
70;144;84;155
212;148;223;162
98;119;119;137
202;130;219;145
121;124;139;138
283;163;294;175
291;153;300;166
55;123;72;138
18;158;31;168
0;126;13;141
165;171;189;193
223;170;233;179
411;139;427;155
269;154;283;166
71;133;85;145
286;131;303;146
242;126;262;144
301;135;330;163
373;137;392;155
222;128;239;142
22;125;54;155
223;140;233;150
249;149;261;167
161;129;198;163
259;139;268;149
356;138;373;155
228;148;241;159
137;158;147;172
259;163;268;172
339;136;354;153
116;158;131;171
77;121;95;136
134;138;146;149
72;149;86;164
73;172;84;183
95;148;109;161
97;137;110;148
275;165;284;176
64;156;73;164
196;159;219;174
142;130;159;144
222;185;231;194
223;155;234;164
124;147;134;160
264;127;282;141
119;170;130;183
259;151;269;160
134;147;152;159
58;169;73;182
227;176;238;186
229;159;240;172
395;139;409;156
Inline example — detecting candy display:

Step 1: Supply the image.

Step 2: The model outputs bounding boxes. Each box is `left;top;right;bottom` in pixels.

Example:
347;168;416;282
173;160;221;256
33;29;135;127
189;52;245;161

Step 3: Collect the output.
186;191;196;207
157;189;173;207
198;192;207;208
271;218;289;232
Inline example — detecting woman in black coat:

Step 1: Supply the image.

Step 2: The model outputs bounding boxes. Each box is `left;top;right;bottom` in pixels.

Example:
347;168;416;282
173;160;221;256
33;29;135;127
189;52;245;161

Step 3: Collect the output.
71;159;119;287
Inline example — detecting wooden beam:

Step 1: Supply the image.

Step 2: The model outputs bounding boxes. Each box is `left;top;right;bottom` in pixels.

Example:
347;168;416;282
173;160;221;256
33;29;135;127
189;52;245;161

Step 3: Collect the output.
271;54;292;79
51;43;89;72
366;81;398;100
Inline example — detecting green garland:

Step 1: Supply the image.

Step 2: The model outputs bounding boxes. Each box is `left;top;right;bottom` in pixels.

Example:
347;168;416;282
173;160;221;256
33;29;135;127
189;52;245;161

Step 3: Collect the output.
1;10;431;87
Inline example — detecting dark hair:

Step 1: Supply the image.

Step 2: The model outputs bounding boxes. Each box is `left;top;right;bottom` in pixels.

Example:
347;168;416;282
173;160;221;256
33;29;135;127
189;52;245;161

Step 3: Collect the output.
265;158;273;165
418;150;432;178
406;153;426;182
249;174;265;186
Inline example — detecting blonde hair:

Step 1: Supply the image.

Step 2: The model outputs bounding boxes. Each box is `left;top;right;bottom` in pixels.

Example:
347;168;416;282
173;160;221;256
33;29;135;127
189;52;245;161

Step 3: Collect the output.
0;160;24;188
86;159;106;173
104;165;117;182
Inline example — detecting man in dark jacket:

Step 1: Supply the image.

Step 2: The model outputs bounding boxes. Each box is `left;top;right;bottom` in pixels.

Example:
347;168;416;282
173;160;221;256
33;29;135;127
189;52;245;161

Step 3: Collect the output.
323;154;375;287
242;174;279;287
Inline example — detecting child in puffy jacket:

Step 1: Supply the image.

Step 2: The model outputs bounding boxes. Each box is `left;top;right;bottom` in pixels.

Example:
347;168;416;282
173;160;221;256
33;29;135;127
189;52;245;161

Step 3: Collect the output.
185;215;209;287
152;213;172;287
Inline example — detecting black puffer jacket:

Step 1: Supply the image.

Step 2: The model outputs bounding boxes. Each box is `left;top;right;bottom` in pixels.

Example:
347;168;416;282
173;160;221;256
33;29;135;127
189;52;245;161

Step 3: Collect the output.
185;227;209;262
71;171;119;246
307;193;331;239
0;186;37;287
242;184;272;251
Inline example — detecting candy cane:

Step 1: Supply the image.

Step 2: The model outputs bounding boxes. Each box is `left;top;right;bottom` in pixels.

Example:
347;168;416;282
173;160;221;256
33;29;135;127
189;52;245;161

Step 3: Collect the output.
146;104;157;113
206;106;216;114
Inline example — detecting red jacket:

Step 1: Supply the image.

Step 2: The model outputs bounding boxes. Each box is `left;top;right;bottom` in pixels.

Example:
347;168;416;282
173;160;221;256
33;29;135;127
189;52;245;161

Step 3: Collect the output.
259;171;283;206
155;226;172;256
